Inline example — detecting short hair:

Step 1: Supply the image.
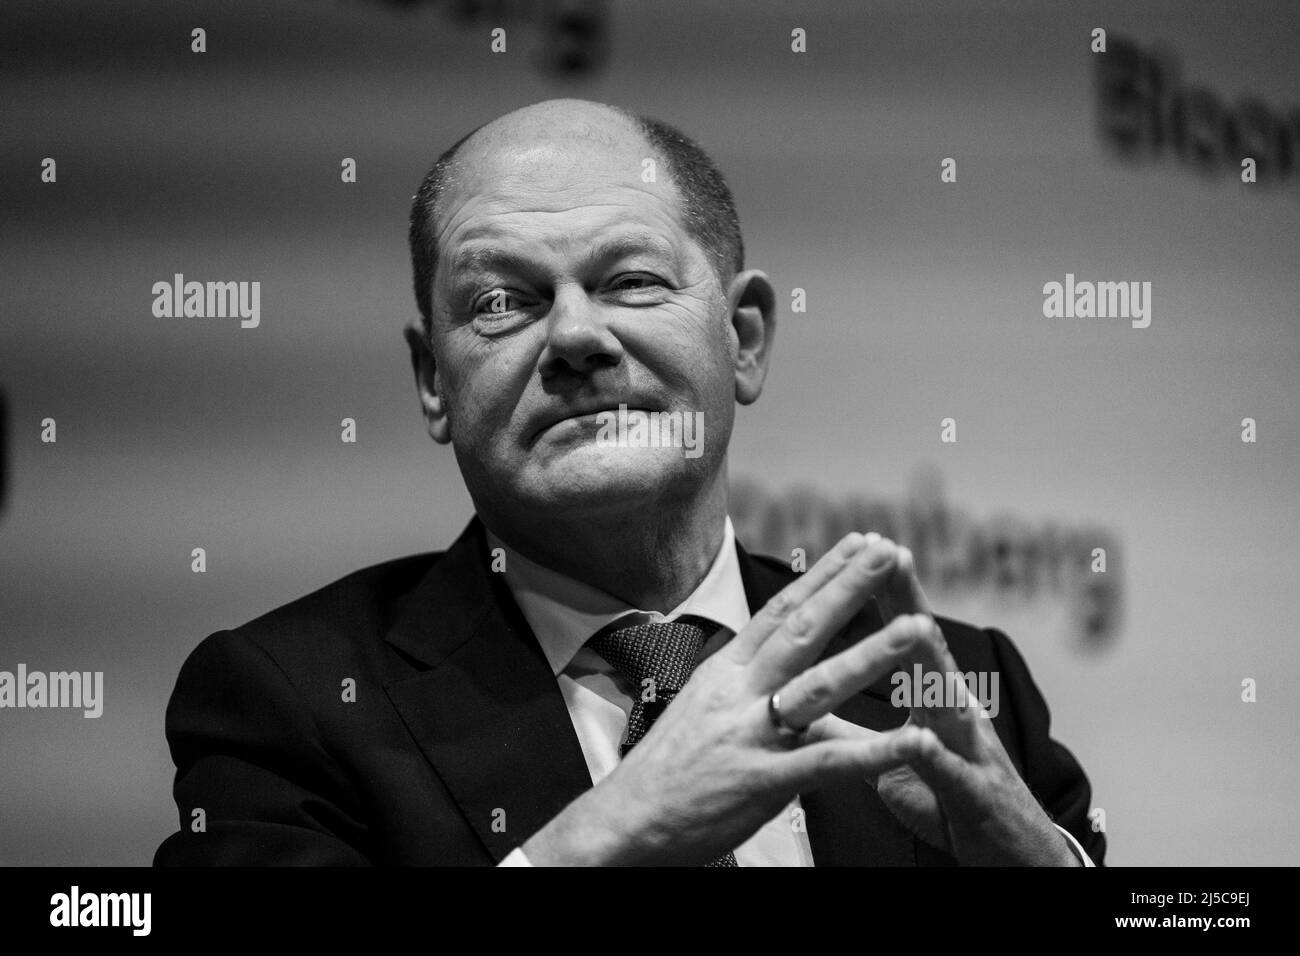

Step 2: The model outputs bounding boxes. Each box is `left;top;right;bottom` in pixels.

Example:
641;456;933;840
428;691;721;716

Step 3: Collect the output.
408;108;745;331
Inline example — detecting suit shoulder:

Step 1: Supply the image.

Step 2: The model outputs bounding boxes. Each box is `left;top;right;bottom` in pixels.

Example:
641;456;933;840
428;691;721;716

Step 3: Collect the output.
214;551;447;666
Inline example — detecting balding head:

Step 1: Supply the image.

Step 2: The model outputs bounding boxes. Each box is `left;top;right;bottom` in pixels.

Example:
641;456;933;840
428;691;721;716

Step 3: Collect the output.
409;99;744;331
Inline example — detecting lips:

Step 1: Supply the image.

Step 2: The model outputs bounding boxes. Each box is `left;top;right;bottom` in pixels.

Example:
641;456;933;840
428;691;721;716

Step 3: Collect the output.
529;403;657;444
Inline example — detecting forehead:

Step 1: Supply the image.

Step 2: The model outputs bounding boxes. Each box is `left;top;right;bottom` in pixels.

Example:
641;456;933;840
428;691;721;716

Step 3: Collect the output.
433;135;693;274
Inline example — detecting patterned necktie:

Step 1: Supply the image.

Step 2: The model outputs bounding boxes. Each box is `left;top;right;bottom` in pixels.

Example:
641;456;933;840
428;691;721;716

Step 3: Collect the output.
588;615;739;867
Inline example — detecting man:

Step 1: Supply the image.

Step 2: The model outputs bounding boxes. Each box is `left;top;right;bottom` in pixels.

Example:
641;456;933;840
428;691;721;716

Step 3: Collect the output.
155;99;1103;866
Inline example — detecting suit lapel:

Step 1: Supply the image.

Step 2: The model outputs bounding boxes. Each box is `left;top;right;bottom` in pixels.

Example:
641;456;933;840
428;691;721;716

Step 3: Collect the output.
736;541;920;865
383;517;593;863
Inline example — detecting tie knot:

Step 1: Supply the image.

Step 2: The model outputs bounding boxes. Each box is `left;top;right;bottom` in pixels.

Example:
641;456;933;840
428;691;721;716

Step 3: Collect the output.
588;616;714;694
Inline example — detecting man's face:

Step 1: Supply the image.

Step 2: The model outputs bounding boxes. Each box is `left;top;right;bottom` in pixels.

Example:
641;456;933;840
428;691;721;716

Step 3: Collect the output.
423;124;739;524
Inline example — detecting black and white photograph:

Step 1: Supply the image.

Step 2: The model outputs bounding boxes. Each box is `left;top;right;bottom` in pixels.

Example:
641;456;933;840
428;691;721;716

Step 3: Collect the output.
1;0;1294;937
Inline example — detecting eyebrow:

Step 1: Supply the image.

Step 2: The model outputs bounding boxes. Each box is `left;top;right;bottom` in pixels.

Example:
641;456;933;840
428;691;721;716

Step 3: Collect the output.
447;232;677;277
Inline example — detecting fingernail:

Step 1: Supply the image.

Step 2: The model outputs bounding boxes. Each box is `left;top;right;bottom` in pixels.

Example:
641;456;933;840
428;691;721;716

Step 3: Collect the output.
865;531;881;546
867;542;894;570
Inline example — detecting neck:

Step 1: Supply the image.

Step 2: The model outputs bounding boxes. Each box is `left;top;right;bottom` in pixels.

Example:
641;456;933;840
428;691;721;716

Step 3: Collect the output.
482;472;729;613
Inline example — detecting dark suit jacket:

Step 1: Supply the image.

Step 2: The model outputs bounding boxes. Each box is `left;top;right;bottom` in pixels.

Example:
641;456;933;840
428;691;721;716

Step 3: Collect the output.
155;516;1105;866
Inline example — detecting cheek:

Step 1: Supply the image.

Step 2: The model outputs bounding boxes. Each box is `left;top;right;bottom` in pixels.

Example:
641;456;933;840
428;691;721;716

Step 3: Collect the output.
442;335;535;436
690;311;737;385
648;295;731;380
652;341;734;423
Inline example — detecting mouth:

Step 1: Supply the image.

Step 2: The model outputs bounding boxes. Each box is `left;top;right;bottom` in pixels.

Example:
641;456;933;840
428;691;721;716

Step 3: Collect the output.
529;404;657;446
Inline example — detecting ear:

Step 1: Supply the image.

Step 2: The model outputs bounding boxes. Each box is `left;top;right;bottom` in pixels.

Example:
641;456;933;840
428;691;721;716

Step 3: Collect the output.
402;318;452;444
724;269;776;406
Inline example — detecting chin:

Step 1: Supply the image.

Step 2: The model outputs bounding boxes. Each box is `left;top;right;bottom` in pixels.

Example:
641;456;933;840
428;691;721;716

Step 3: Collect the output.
513;445;704;516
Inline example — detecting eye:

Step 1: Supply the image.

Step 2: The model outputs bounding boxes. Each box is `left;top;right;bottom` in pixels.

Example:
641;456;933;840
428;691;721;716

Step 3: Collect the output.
608;273;665;293
473;287;524;316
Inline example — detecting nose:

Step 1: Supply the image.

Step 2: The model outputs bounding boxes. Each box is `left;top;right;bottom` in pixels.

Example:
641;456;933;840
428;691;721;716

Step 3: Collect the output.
537;283;625;379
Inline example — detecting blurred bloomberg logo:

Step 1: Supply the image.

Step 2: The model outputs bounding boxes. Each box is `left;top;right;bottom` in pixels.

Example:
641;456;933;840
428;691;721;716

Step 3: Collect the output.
1095;33;1300;187
730;465;1122;649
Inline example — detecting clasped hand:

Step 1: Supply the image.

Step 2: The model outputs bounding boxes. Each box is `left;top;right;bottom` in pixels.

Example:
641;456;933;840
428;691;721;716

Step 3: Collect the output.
523;533;1079;866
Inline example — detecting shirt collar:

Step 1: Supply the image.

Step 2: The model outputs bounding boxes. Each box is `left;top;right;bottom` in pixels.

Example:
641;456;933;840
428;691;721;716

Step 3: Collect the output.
486;517;751;677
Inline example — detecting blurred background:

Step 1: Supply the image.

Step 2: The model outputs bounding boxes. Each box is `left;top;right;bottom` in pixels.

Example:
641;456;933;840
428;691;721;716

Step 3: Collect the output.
1;0;1297;865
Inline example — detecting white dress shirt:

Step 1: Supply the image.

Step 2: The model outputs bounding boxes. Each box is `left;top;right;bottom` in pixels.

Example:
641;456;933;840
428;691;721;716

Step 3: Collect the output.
487;517;1093;867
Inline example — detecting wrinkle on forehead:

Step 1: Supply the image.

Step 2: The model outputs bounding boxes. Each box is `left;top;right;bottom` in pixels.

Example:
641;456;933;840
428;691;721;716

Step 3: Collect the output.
435;183;689;276
443;180;681;230
436;131;687;259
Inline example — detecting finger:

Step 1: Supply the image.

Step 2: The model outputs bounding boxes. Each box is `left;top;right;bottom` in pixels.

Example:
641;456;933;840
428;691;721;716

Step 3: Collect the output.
746;536;901;689
903;614;987;758
900;726;971;801
869;548;980;740
727;532;872;664
773;723;929;790
900;613;1016;768
769;613;936;730
877;545;935;622
801;715;900;788
785;611;988;761
800;712;874;745
805;715;958;797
